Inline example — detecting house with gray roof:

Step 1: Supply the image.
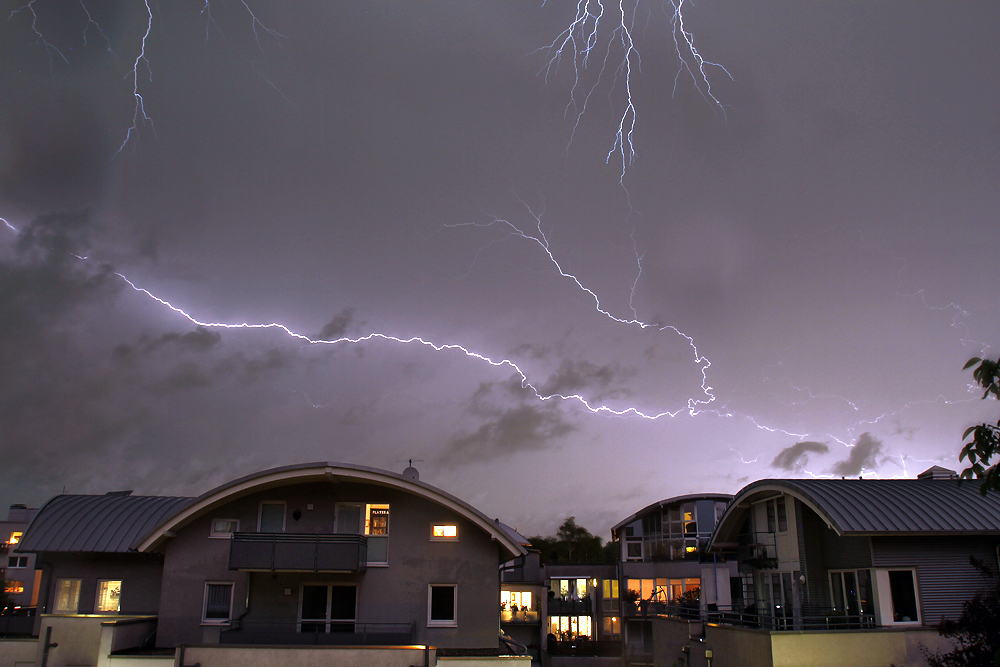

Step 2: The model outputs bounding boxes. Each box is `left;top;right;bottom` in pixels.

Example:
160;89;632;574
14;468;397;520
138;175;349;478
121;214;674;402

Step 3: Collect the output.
651;467;1000;667
9;462;530;667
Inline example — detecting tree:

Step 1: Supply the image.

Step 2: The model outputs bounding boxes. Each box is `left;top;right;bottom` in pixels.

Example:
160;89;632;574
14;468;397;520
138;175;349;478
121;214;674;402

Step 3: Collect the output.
527;517;615;565
922;557;1000;667
960;356;1000;494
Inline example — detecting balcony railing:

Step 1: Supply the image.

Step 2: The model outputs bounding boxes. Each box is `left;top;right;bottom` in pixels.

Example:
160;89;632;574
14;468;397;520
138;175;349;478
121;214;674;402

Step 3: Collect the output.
548;639;621;657
737;532;778;570
229;533;367;573
221;620;413;645
664;604;877;631
500;609;540;624
547;598;592;615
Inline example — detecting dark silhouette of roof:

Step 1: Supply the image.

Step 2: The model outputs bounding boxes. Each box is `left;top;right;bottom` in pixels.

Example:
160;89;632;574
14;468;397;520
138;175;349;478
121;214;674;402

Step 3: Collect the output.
18;493;193;553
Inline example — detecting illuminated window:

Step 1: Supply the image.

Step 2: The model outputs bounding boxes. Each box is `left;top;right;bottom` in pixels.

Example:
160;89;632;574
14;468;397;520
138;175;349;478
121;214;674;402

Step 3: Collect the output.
4;581;24;594
53;579;81;614
602;615;620;638
431;524;458;540
548;615;592;640
552;578;588;600
8;532;21;545
365;504;390;564
203;582;234;623
7;556;28;568
428;584;457;627
602;579;619;612
96;580;121;613
501;590;532;611
211;519;239;538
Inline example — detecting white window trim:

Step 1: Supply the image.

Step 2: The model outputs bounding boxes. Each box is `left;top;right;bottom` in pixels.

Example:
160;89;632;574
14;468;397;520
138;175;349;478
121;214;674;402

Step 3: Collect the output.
427;584;458;627
210;518;240;538
257;501;286;532
95;579;122;614
52;578;82;614
202;581;235;625
874;568;921;626
430;523;459;542
365;504;390;566
8;556;28;568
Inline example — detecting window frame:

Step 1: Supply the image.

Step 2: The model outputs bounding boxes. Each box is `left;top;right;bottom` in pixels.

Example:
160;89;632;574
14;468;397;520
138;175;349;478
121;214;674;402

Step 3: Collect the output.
427;584;458;627
52;578;82;614
430;523;458;541
885;568;920;625
7;556;28;568
202;581;235;625
364;503;390;566
257;501;286;533
210;518;240;538
95;579;122;614
4;581;24;595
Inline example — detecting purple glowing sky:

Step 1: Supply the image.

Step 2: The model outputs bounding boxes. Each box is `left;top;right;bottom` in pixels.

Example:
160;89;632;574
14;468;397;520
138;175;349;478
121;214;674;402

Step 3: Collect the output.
1;1;998;536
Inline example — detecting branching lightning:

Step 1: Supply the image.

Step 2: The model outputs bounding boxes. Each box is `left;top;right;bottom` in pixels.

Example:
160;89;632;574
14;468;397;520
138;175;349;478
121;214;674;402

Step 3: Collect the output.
539;0;730;183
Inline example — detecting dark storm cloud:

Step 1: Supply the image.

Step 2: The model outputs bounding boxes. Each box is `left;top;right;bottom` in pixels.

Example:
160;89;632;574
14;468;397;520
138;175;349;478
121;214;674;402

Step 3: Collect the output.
444;404;577;463
540;359;616;395
318;308;356;339
831;433;884;477
1;211;116;344
771;441;829;471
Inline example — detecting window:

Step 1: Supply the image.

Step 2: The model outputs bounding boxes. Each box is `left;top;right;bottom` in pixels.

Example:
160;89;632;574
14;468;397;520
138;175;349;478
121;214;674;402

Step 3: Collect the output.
888;570;919;623
602;579;619;612
210;519;239;538
7;556;28;568
501;590;532;611
4;581;24;594
428;584;457;627
765;498;788;534
7;531;21;545
548;615;591;640
551;578;588;600
258;502;285;532
365;504;389;564
203;582;234;623
602;615;620;639
53;579;81;614
431;524;458;541
96;580;121;613
830;569;874;618
300;584;356;633
625;540;642;560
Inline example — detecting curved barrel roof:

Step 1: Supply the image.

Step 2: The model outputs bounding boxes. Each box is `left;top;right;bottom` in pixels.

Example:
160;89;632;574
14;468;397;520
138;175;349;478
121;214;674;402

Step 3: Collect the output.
711;477;1000;548
611;493;733;533
136;461;528;559
18;493;193;553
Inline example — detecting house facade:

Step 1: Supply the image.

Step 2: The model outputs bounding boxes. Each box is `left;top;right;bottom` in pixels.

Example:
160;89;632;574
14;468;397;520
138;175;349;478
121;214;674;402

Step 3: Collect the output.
1;504;40;636
650;467;1000;667
501;493;737;666
12;462;529;667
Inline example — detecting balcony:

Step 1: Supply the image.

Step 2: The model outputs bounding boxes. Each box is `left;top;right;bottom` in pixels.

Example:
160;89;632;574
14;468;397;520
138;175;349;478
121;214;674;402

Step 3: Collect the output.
737;532;777;571
229;533;367;573
500;609;540;624
220;620;412;645
547;598;592;615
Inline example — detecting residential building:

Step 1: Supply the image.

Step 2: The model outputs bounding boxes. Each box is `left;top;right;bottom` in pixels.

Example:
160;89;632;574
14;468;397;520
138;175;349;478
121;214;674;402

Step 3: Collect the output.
653;467;1000;667
9;462;530;667
501;493;737;667
0;504;40;636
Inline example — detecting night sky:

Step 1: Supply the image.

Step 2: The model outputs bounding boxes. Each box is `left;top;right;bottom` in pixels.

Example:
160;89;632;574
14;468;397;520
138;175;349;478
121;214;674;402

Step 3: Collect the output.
2;1;998;536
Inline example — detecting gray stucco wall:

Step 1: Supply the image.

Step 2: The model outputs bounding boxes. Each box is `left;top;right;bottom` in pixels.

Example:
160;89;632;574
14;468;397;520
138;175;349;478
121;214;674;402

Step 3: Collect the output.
155;481;503;649
38;553;164;615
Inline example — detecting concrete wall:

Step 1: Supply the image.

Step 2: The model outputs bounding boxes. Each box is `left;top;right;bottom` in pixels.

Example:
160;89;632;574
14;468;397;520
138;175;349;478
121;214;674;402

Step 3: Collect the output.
652;616;956;667
32;615;158;667
0;638;37;667
157;481;503;649
180;644;435;667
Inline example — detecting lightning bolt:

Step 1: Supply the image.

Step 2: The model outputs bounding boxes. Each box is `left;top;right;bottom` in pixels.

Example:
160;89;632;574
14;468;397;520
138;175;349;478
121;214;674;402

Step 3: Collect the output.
539;0;730;184
116;0;155;156
8;0;68;69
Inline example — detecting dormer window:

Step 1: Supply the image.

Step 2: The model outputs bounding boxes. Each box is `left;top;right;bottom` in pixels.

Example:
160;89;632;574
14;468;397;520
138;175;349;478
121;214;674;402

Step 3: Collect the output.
431;524;458;541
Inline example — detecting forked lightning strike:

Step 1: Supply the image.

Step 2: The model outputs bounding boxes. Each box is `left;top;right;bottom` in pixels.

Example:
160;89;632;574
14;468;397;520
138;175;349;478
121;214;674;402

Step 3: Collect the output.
540;0;731;183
